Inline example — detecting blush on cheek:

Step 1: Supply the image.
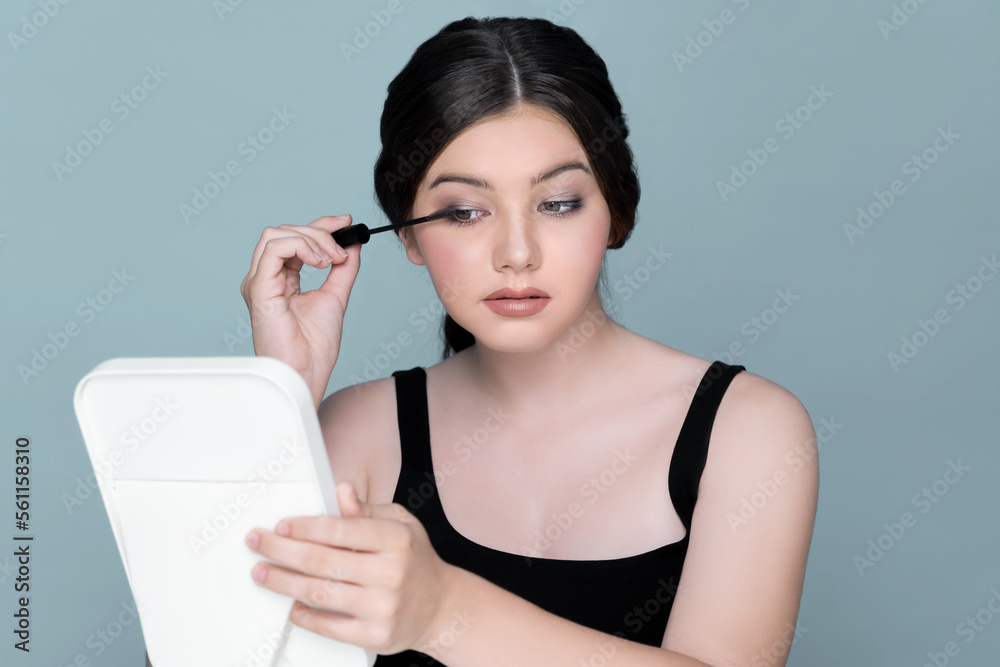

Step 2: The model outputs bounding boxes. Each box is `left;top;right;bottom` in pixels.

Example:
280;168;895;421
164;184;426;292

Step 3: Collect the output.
566;224;611;264
425;246;472;306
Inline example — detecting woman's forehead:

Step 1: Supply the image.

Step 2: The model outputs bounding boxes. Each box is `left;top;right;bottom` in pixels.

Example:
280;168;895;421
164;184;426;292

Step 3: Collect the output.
422;109;590;184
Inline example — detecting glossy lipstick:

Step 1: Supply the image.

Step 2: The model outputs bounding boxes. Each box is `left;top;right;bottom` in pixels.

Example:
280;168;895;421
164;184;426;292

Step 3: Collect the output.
483;287;550;317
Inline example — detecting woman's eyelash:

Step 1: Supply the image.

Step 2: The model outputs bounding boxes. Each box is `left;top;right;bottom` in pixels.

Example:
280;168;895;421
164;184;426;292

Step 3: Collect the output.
446;200;583;226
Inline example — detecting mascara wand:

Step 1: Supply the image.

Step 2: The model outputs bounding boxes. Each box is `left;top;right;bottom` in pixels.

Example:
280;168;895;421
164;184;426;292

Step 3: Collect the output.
332;209;464;247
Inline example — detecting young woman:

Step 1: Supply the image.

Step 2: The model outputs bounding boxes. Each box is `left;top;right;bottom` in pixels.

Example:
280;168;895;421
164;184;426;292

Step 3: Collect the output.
236;16;818;667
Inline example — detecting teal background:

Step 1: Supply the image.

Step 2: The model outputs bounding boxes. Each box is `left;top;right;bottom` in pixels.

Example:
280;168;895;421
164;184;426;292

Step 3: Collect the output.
2;1;999;664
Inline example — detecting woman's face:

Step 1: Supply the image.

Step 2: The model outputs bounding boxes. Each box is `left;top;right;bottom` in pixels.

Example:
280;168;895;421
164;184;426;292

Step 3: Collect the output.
401;104;612;354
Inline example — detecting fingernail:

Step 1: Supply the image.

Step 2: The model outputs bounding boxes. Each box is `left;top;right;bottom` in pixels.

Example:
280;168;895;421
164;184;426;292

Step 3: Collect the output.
245;531;259;550
252;565;267;582
334;214;350;220
275;521;290;536
333;244;348;258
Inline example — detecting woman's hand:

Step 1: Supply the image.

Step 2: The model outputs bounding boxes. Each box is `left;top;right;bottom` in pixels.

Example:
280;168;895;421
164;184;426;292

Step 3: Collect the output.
239;216;361;409
244;483;457;655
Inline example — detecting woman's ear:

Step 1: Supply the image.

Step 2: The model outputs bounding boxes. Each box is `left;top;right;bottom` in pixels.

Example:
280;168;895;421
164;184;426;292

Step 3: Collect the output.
397;228;426;265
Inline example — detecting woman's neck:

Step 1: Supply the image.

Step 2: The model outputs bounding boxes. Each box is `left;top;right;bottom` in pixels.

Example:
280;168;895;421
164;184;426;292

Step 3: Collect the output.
458;298;633;422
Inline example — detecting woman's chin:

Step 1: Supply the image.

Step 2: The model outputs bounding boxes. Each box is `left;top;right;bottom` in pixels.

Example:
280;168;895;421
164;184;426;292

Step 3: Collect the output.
460;328;555;356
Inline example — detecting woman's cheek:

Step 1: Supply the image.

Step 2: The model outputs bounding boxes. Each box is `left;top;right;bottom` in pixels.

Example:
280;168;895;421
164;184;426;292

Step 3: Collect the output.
425;243;476;309
561;221;608;276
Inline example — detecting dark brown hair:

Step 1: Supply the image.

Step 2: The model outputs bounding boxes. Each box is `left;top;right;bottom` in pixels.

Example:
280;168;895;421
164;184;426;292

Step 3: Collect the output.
373;16;640;359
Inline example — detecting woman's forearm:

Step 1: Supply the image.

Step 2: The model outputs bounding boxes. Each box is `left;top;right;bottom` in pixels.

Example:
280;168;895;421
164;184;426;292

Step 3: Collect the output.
417;565;714;667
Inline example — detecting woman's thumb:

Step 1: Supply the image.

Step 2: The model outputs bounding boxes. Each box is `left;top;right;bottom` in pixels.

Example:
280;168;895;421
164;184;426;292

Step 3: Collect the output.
336;481;369;518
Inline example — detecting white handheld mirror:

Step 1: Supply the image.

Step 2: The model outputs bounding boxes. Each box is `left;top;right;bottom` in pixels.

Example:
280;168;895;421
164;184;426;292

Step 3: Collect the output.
74;356;375;667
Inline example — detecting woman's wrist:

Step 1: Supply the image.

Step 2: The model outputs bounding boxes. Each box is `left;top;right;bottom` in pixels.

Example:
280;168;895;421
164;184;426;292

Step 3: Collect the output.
413;561;471;655
300;365;334;411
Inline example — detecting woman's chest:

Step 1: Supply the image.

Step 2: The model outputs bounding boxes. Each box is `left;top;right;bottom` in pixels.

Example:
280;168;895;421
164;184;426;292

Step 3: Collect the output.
422;394;692;560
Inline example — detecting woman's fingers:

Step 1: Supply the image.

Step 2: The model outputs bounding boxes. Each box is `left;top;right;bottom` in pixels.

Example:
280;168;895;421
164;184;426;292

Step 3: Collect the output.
242;231;318;306
255;515;400;556
281;218;352;261
251;235;334;297
245;215;353;281
251;560;374;617
242;218;359;310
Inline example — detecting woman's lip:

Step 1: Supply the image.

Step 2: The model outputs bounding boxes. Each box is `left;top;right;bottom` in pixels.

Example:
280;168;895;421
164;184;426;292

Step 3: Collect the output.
484;288;550;299
483;297;549;316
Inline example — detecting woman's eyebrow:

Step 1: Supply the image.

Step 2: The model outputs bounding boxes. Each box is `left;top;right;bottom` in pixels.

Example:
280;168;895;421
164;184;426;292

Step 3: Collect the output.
426;160;593;191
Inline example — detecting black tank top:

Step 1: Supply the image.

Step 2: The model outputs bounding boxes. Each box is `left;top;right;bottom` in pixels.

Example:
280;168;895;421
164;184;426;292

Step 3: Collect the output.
373;360;746;665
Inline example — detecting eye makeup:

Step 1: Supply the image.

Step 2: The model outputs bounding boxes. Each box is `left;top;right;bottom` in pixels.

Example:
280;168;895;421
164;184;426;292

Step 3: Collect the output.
332;198;585;246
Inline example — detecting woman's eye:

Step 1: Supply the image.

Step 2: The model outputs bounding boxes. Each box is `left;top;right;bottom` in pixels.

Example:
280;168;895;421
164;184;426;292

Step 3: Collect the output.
445;200;581;225
541;200;582;216
448;208;487;225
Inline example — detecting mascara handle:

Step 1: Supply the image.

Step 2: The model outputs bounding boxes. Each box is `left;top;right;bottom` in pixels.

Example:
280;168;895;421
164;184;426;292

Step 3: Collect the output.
332;224;370;247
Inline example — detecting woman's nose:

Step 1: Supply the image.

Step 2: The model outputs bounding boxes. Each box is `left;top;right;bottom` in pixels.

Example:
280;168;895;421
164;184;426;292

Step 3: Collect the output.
491;211;539;271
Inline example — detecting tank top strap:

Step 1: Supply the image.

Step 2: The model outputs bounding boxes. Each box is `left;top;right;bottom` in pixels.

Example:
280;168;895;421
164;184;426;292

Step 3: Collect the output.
668;360;746;532
391;366;432;464
389;367;444;519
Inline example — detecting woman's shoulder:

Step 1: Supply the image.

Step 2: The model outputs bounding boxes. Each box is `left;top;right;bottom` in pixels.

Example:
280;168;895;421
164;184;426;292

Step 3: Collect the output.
615;332;814;463
680;353;817;501
318;372;404;504
629;330;807;412
318;356;468;504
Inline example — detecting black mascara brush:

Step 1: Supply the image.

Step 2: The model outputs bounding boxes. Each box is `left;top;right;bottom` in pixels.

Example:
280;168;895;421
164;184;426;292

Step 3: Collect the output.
331;209;466;247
